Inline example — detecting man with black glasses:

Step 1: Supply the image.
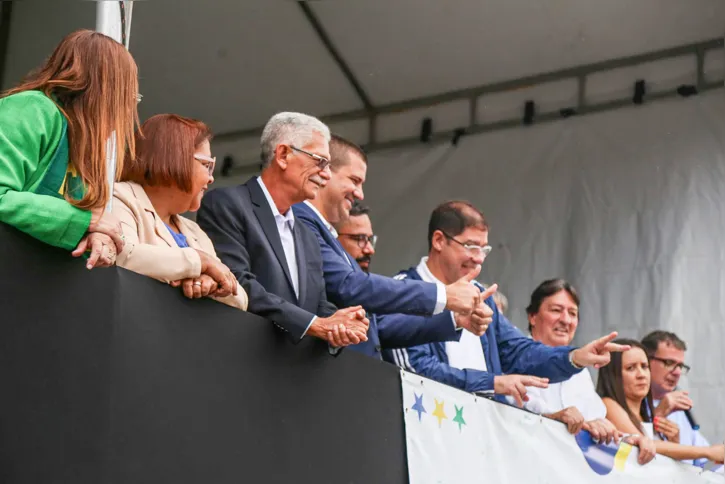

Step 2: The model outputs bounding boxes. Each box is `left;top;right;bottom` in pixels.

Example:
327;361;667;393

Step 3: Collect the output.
334;200;376;273
642;331;718;469
389;201;630;405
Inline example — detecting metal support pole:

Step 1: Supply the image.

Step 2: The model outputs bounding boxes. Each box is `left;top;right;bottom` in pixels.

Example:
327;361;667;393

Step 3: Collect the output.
96;1;134;210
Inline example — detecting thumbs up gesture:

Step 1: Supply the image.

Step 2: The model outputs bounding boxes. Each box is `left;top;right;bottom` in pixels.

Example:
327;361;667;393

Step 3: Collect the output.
455;284;498;336
444;264;482;315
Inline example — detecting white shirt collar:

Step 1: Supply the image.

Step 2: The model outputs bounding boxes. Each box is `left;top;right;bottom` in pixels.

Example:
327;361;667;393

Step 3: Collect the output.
416;257;442;284
257;176;294;227
303;200;338;238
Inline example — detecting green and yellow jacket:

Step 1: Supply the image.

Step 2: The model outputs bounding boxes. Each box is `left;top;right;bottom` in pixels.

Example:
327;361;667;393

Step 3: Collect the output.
0;90;90;250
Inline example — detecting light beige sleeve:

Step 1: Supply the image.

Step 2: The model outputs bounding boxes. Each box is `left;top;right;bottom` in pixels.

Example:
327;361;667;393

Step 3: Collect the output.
211;291;249;311
114;196;202;283
189;221;249;310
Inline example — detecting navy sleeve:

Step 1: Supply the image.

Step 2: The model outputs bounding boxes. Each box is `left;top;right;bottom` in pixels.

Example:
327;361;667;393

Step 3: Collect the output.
396;344;496;394
377;311;461;349
301;216;440;315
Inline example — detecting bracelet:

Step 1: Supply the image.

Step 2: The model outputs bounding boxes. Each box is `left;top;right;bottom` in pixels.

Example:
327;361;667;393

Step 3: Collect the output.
569;350;584;369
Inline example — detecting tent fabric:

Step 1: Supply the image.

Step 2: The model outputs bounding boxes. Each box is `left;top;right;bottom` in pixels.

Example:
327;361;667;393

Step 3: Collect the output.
6;0;724;136
362;90;725;444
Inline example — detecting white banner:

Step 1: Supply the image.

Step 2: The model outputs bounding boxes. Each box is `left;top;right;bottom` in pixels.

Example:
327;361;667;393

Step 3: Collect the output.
401;371;723;484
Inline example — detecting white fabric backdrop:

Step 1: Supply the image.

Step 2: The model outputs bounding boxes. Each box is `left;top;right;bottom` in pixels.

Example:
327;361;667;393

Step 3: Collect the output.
363;90;725;444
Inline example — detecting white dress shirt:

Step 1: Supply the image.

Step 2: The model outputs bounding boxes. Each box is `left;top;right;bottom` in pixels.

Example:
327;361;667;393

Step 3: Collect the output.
257;177;300;298
416;257;483;369
524;367;606;421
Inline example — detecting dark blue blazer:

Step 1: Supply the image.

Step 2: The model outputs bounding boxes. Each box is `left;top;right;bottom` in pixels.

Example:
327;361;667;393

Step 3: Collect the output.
197;178;336;342
292;203;441;315
385;266;581;401
293;202;460;358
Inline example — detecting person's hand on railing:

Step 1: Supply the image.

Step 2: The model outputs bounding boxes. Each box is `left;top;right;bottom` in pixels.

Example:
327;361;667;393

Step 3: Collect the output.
623;434;656;465
195;250;238;296
170;274;217;299
88;207;125;254
71;232;117;269
493;374;548;407
705;444;724;464
547;406;585;435
308;306;369;347
582;418;622;445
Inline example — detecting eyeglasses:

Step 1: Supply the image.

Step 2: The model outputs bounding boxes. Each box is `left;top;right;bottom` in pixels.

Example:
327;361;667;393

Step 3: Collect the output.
339;233;377;249
651;356;691;374
290;145;331;171
194;153;216;176
441;231;492;257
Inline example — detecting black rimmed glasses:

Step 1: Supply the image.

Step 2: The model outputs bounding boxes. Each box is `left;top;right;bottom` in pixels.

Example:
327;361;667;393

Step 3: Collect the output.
339;233;377;249
651;356;691;375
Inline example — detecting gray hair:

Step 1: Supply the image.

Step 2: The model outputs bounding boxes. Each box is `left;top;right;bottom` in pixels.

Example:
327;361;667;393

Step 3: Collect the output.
260;112;331;168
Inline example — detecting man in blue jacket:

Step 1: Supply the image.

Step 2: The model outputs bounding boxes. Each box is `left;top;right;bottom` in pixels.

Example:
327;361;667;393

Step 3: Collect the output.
388;200;630;406
293;135;494;359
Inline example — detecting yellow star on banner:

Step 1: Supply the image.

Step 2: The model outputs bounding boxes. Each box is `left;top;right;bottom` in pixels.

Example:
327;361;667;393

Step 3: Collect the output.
432;399;447;427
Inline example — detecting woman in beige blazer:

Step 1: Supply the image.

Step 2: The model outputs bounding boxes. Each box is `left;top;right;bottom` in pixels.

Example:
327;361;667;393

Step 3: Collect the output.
113;114;247;310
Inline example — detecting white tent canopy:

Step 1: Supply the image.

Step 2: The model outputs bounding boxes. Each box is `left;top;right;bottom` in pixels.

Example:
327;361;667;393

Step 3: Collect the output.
2;1;723;151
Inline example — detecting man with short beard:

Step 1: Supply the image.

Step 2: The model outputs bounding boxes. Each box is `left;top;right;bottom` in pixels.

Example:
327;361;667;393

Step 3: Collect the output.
333;200;376;273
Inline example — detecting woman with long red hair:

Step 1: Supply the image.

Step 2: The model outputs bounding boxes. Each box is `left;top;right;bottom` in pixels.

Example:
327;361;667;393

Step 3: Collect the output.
0;29;139;268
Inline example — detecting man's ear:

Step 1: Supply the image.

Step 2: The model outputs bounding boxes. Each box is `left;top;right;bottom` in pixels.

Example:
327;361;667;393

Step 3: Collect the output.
275;144;290;171
431;230;446;252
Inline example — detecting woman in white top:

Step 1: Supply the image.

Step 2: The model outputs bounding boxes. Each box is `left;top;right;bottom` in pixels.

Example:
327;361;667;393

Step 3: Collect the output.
598;340;724;465
524;279;621;445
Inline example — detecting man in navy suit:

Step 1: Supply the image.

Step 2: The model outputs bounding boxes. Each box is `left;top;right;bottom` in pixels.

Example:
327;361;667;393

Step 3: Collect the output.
293;135;495;359
198;113;369;348
390;200;630;408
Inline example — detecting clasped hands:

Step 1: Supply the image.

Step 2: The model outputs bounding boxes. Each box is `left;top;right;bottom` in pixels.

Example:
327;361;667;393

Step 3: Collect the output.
72;208;125;269
170;250;239;299
308;306;370;347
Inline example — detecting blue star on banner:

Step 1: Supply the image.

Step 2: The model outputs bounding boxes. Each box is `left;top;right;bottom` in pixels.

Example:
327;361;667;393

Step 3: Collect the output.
412;393;426;421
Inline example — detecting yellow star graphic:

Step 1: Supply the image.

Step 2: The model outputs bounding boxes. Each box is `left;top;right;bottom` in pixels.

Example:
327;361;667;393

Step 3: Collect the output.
432;399;448;427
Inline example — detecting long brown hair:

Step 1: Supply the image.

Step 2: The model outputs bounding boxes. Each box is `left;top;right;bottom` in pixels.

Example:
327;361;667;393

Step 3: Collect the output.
3;29;139;210
596;339;655;434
